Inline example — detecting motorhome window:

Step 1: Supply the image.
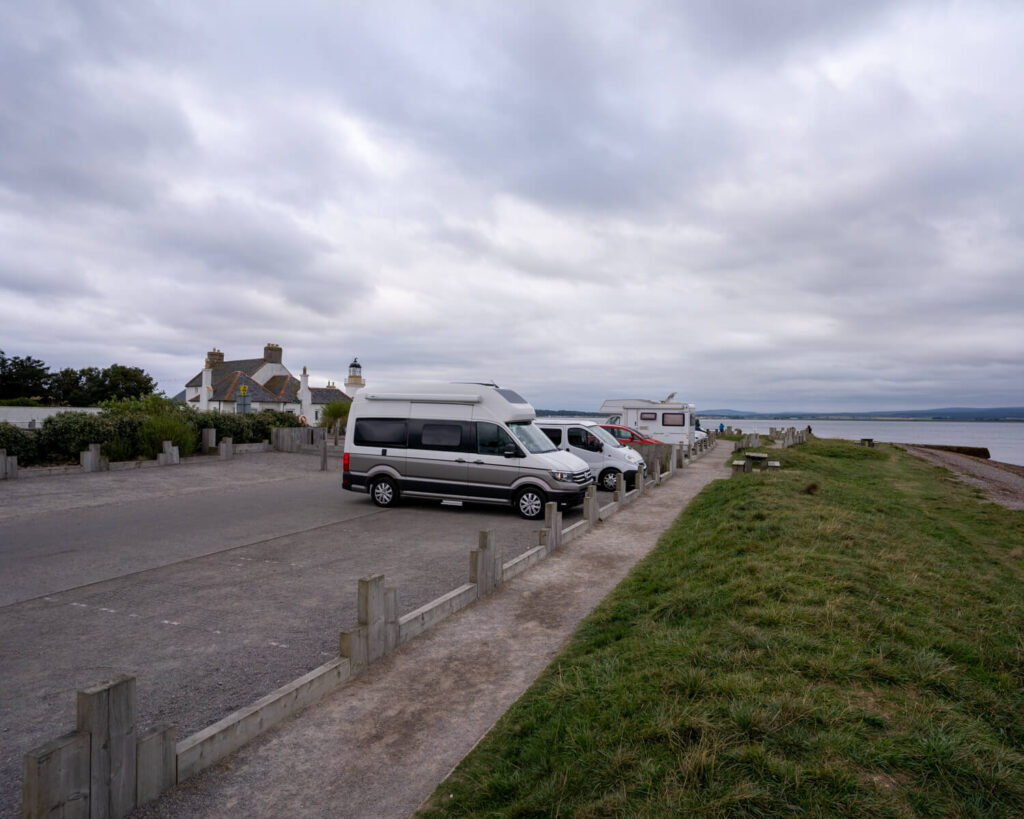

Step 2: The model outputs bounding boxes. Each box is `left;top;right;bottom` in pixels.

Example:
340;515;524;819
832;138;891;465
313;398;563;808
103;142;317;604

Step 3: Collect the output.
541;427;561;446
662;413;686;426
495;388;528;404
477;422;515;455
639;412;657;420
354;418;407;447
421;423;462;449
509;421;557;453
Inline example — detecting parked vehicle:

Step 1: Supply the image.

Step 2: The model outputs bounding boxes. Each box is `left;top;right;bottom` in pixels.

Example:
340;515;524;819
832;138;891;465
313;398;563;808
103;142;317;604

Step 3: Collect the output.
535;419;646;492
599;397;698;448
601;424;663;445
342;383;593;519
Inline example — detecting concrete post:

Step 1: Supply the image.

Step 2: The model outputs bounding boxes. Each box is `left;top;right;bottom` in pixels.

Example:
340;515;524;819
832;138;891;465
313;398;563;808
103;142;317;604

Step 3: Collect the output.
614;471;625;502
22;731;90;819
650;456;661;486
583;485;599;525
470;529;502;598
320;438;327;471
636;466;645;495
201;428;216;454
0;449;5;479
218;437;234;460
157;441;180;466
385;587;399;653
77;674;137;819
358;574;387;664
543;502;561;550
135;724;175;806
80;443;108;473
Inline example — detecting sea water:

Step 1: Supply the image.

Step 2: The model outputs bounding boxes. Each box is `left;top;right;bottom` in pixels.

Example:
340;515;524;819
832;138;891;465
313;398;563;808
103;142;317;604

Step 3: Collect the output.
702;419;1024;467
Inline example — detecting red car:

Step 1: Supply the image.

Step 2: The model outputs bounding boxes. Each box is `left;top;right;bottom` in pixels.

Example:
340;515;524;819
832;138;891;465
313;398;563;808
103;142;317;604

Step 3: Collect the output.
601;424;663;445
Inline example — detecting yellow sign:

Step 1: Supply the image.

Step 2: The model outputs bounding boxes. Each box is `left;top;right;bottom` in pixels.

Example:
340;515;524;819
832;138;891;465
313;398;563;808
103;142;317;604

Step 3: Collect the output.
239;385;248;396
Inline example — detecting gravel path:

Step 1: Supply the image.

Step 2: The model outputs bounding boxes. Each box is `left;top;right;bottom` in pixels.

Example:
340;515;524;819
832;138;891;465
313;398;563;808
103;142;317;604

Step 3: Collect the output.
132;454;731;818
901;445;1024;510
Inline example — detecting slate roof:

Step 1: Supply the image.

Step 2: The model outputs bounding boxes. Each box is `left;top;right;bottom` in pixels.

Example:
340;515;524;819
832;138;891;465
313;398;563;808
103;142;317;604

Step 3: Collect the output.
263;375;301;402
185;358;267;389
311;386;350;404
206;371;281;403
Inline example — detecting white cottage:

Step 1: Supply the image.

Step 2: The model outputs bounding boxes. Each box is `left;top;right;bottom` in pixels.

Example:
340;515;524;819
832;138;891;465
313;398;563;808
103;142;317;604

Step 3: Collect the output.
178;344;350;425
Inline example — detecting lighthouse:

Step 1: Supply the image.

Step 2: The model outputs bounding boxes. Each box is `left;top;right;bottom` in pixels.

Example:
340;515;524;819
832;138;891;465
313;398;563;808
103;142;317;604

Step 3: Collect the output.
344;357;365;395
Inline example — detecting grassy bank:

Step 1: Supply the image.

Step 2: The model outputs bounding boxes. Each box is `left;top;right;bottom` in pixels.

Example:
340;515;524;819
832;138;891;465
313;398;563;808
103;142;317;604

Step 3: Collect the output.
421;438;1024;817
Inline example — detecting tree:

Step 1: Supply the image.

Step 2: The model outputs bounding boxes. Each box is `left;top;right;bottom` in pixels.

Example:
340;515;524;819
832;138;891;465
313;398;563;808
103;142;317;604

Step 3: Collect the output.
99;364;157;402
319;399;351;445
0;350;50;401
49;364;156;406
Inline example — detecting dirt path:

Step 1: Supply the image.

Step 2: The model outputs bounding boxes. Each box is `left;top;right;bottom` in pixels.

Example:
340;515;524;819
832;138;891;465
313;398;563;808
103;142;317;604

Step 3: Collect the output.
133;455;730;818
901;445;1024;510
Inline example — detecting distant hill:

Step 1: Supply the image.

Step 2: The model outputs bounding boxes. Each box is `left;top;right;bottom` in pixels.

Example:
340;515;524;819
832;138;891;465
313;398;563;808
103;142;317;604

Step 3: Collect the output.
700;407;1024;422
536;409;605;418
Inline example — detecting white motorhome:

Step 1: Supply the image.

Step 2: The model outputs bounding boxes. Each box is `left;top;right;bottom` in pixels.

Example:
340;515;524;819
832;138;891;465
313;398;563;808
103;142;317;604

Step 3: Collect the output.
599;397;700;448
535;419;646;492
343;383;594;519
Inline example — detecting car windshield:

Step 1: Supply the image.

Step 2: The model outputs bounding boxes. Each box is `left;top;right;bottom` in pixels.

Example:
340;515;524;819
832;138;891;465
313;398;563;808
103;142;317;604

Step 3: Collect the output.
588;424;623;448
508;421;557;454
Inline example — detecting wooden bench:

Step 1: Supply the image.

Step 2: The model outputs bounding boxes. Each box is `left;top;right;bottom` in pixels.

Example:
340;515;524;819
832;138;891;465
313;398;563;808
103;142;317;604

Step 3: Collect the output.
860;438;874;447
767;461;780;471
731;460;746;476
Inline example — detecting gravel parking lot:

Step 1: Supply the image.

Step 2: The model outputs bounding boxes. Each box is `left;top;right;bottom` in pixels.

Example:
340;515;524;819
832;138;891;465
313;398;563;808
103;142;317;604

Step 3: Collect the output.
0;451;575;818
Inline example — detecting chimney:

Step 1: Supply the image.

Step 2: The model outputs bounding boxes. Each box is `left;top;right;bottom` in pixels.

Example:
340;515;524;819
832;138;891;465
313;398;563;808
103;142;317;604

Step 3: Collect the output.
264;343;282;364
205;349;224;369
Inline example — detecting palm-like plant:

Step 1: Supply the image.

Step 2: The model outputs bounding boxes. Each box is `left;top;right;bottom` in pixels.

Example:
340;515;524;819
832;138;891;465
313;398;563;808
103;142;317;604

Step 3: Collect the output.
319;399;351;445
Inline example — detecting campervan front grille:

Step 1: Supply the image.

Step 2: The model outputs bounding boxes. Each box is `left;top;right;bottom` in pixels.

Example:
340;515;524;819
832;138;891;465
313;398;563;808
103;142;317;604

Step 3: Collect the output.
571;470;592;485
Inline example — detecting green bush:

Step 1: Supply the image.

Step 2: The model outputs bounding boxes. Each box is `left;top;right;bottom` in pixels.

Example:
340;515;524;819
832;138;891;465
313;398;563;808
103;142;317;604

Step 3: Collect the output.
247;410;304;442
139;414;198;459
37;412;113;463
0;421;39;463
193;409;302;444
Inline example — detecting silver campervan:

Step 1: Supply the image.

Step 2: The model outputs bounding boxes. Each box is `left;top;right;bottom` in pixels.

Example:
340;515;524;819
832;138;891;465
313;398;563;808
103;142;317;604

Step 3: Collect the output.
342;383;593;519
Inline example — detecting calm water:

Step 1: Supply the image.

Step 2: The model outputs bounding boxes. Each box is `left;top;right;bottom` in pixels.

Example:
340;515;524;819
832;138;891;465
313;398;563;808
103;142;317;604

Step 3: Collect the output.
702;418;1024;467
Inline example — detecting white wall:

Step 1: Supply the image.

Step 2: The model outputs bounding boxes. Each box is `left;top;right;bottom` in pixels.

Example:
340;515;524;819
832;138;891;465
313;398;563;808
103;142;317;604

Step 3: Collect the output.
0;407;103;428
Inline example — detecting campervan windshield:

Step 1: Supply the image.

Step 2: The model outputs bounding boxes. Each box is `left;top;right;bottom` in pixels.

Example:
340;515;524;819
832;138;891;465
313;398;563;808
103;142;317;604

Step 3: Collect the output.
509;421;557;453
588;425;623;449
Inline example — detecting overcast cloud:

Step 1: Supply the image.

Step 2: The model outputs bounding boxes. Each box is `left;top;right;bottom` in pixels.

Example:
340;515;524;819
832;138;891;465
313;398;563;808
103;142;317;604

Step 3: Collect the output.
2;0;1022;411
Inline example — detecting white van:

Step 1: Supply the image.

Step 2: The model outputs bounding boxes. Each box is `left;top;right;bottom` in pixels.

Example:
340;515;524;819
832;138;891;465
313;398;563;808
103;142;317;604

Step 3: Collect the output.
535;419;646;492
342;383;594;519
599;398;698;448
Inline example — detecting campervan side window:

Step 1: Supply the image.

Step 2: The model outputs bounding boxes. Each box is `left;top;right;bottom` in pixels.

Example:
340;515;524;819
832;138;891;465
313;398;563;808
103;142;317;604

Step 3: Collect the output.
541;427;562;446
662;413;686;426
354;418;408;447
420;422;463;449
477;422;515;455
639;412;657;420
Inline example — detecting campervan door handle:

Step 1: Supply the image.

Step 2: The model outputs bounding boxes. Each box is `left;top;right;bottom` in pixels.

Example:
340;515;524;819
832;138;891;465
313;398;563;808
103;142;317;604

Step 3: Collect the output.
455;458;467;463
473;459;484;464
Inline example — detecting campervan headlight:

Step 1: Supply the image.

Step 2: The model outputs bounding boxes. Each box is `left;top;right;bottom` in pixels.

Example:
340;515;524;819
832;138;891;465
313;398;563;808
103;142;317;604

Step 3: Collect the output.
549;470;574;482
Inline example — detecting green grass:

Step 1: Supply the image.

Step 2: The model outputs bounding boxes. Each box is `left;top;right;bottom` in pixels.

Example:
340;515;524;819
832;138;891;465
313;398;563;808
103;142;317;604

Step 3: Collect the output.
420;438;1024;818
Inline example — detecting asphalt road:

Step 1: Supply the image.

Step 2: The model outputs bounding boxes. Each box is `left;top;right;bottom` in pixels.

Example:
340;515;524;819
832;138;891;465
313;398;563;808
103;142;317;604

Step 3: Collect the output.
0;452;571;818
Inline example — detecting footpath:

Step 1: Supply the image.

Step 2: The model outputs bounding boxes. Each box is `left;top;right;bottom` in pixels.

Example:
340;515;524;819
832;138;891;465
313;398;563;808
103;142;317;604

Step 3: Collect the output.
134;455;730;818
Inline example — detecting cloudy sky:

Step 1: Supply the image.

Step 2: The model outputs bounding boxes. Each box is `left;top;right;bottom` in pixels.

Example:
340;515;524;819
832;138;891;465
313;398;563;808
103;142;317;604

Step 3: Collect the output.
2;1;1022;411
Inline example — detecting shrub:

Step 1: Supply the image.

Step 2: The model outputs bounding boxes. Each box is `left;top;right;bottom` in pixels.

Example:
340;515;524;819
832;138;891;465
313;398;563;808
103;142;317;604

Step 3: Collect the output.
0;421;39;464
139;414;198;459
37;412;113;463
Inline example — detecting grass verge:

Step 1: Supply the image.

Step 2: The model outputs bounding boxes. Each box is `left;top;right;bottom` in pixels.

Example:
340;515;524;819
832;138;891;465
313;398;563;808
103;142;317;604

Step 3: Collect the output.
420;438;1024;817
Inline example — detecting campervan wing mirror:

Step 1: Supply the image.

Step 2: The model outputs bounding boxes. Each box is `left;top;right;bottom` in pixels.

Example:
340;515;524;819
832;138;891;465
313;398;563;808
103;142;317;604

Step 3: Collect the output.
587;437;603;453
503;443;521;458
